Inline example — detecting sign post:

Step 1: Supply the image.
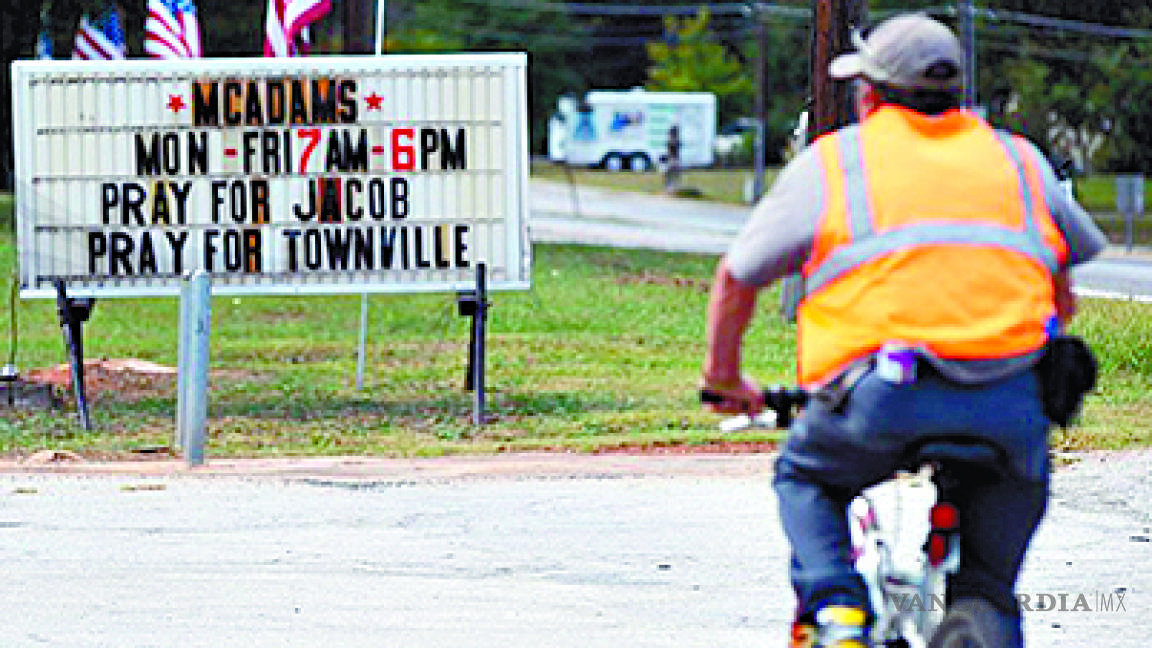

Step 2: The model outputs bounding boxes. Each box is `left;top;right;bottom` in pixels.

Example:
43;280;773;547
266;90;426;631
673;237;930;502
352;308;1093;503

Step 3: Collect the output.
177;270;211;465
1116;174;1145;253
53;281;93;431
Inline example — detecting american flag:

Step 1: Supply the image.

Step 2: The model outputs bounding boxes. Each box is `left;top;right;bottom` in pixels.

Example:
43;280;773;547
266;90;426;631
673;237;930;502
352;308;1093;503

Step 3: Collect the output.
36;5;53;60
72;7;127;60
145;0;202;59
264;0;332;57
37;29;53;60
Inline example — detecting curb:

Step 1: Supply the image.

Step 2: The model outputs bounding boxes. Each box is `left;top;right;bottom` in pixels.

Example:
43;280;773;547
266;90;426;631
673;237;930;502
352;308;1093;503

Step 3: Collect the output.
0;452;778;483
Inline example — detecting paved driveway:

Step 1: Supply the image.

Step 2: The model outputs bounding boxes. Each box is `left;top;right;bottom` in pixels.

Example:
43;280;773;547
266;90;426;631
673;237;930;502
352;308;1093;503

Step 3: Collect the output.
1;451;1148;647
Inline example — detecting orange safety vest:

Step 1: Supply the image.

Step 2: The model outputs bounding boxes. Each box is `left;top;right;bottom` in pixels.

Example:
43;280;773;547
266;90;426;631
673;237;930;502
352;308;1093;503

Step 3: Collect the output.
797;106;1068;387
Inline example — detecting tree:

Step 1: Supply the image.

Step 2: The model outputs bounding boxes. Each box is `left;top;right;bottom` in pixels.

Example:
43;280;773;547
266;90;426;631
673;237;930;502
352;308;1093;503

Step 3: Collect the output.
983;4;1152;173
1094;37;1152;172
381;0;590;155
644;9;752;124
644;7;812;163
981;0;1150;26
993;56;1051;153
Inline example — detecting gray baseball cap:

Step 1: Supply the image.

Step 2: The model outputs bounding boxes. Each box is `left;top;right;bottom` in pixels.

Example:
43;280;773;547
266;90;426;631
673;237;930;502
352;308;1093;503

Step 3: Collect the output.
829;13;965;92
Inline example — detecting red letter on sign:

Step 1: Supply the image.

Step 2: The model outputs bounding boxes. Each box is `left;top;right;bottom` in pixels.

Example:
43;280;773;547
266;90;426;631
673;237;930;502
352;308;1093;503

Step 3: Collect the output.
297;128;322;173
392;128;415;171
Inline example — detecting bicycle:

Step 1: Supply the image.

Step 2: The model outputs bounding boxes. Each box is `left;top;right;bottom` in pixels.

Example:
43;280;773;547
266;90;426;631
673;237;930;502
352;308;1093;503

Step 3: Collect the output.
703;385;1014;648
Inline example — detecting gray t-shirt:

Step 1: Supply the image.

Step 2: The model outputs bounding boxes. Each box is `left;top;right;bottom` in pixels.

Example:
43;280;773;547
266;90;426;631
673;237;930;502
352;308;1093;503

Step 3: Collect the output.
726;125;1108;383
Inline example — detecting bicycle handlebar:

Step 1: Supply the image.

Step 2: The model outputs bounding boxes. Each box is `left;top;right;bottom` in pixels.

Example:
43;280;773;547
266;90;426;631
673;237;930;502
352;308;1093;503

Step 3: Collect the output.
700;385;809;429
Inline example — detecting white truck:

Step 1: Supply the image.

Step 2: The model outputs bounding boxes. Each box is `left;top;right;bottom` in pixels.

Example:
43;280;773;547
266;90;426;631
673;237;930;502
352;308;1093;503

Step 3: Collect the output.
547;89;716;171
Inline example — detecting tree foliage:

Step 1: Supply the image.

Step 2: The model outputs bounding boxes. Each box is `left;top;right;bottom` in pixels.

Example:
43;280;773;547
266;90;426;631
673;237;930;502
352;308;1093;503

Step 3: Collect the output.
1095;35;1152;171
645;10;752;110
982;5;1152;172
645;8;811;162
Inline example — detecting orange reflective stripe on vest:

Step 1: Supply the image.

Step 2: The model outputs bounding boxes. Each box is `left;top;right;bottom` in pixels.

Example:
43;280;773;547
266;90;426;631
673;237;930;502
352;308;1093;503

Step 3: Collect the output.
796;107;1068;387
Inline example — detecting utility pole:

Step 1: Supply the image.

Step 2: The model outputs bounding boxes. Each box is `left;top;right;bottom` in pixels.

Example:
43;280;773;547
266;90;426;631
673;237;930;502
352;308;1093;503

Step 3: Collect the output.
959;0;977;107
782;0;866;321
752;3;767;200
808;0;867;141
343;0;371;53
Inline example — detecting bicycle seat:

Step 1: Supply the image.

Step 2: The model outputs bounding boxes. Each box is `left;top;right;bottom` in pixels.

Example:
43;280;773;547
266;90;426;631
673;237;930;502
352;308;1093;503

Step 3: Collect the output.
906;439;1004;472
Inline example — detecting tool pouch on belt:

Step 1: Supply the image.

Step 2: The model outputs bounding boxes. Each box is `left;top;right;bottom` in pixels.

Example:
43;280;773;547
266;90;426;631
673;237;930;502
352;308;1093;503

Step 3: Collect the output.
1035;335;1098;428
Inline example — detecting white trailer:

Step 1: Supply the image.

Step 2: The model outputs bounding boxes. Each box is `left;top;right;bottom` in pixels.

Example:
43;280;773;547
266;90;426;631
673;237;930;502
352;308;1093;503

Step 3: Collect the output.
548;89;716;171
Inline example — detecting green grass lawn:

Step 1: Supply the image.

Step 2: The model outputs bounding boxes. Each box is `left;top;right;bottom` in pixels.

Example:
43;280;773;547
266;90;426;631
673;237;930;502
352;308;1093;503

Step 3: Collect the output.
530;161;779;205
0;241;795;458
1;177;1150;459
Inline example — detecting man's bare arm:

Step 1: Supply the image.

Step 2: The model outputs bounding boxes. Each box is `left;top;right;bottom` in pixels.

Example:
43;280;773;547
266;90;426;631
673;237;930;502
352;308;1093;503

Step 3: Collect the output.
701;257;764;413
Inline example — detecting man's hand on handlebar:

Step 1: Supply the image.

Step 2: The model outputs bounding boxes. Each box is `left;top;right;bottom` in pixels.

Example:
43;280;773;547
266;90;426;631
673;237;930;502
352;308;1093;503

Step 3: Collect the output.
699;374;764;415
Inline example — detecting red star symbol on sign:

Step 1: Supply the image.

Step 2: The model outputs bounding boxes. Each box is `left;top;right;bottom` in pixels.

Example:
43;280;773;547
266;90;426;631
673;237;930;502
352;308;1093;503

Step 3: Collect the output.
166;94;186;113
365;93;384;110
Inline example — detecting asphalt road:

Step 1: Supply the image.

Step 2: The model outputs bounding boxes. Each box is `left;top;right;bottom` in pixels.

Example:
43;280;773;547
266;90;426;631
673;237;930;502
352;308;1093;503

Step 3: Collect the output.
0;451;1149;647
1074;256;1152;302
529;178;1152;301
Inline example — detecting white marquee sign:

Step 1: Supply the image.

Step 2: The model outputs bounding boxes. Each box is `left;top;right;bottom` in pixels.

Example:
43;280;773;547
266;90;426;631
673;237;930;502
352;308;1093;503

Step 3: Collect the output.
11;53;530;297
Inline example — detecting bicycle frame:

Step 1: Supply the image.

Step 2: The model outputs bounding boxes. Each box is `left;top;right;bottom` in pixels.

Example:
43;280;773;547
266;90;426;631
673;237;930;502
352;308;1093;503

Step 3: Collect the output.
705;386;986;648
849;464;959;647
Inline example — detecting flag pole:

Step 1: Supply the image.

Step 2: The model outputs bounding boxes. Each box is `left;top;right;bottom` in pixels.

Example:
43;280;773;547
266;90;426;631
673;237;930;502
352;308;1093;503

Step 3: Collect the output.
359;0;387;391
374;0;386;55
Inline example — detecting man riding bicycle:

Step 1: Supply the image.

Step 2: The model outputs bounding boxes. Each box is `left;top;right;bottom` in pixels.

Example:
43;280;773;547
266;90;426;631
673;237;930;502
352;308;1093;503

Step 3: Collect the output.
700;13;1106;647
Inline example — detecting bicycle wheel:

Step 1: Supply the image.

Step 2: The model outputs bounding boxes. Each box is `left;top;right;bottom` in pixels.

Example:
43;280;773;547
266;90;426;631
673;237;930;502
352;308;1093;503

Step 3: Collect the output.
927;598;1013;648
